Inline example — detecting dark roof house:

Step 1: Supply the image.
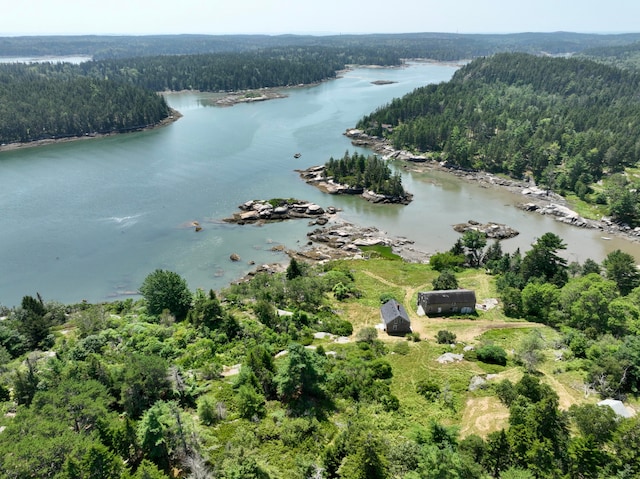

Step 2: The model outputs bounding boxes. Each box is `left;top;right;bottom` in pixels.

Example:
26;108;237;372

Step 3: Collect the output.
380;299;411;335
417;289;476;316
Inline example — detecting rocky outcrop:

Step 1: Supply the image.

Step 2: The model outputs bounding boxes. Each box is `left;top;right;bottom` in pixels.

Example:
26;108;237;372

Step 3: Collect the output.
297;164;413;204
453;220;519;239
292;220;430;264
223;199;335;224
343;128;640;243
518;202;598;228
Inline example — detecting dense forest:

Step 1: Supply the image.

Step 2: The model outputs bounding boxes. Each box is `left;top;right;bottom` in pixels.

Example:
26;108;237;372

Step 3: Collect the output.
357;53;640;225
580;40;640;71
5;32;640;145
3;32;640;60
2;232;640;478
0;67;170;144
324;151;407;199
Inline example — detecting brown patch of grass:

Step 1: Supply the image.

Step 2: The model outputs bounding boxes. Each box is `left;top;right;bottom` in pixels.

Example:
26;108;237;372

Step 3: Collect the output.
459;396;510;438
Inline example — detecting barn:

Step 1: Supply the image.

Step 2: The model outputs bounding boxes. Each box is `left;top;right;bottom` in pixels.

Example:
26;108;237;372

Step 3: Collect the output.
380;299;411;335
417;289;476;316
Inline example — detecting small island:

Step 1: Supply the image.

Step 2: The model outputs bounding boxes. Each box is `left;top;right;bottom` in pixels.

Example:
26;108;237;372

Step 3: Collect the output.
223;198;337;225
298;150;412;204
371;80;397;85
214;89;288;106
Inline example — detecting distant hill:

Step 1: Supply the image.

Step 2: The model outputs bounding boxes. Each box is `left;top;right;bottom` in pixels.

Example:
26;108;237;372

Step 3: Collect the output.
2;31;640;60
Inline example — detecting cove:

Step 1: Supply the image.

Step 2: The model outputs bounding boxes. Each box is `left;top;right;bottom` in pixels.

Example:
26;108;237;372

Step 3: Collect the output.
1;62;639;307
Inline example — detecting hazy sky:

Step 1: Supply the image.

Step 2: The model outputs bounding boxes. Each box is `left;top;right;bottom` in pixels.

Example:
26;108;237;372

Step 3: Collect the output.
2;0;639;36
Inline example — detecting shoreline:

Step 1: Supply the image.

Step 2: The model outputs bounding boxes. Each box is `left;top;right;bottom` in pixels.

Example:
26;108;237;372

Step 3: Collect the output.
0;59;454;152
344;129;640;245
0;108;183;153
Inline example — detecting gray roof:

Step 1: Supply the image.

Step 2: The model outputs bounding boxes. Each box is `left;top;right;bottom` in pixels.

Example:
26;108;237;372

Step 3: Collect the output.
380;299;410;325
419;289;476;305
598;399;635;418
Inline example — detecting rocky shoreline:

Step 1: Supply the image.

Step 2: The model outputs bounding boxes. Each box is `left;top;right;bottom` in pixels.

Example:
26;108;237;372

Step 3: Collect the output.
297;165;413;205
222;198;337;225
344;128;640;243
214;90;288;106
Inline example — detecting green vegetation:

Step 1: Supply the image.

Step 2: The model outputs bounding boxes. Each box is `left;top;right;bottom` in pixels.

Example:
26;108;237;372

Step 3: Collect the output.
0;69;170;144
358;53;640;225
6;34;640;477
324;150;408;199
2;236;640;478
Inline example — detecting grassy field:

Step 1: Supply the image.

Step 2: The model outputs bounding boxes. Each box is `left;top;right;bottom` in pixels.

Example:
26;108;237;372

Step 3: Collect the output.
324;257;596;438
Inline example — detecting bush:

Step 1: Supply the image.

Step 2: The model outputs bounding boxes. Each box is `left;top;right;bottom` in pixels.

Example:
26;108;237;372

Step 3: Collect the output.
356;326;378;343
476;344;507;366
416;379;441;401
405;331;421;342
379;292;397;304
432;270;459;290
436;330;457;344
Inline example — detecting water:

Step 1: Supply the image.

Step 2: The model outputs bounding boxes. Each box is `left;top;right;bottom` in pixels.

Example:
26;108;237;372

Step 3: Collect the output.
1;63;639;307
0;56;92;64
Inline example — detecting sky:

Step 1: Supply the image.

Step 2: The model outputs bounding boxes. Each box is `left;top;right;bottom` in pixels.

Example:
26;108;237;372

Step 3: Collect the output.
2;0;640;36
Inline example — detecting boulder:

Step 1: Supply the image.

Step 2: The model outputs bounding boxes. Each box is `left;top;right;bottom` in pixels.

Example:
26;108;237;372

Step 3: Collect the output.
469;375;487;391
306;204;324;215
230;253;241;262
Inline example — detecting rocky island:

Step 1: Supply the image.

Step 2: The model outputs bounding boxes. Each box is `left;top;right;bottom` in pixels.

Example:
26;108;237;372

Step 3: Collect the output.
223;198;337;225
297;165;413;205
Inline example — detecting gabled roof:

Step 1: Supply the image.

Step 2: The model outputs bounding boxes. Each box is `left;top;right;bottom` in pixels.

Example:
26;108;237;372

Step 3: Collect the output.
380;299;410;325
419;289;476;305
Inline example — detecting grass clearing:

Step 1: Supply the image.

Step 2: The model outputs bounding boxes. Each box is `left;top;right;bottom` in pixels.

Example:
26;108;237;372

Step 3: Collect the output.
320;258;597;438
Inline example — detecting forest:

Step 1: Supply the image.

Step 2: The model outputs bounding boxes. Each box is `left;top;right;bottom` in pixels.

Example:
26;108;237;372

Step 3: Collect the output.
357;53;640;226
4;31;640;145
324;151;407;199
3;32;640;60
4;33;640;478
2;230;640;478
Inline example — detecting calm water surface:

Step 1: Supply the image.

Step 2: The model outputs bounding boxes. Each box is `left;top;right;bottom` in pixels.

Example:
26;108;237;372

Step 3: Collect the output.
1;63;639;307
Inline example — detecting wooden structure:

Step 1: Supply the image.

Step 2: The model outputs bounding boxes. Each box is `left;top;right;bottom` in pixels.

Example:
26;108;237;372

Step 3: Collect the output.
380;299;411;335
417;289;476;316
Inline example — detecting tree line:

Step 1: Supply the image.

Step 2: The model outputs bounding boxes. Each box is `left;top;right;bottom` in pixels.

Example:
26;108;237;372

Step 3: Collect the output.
357;52;640;225
3;32;640;60
0;67;170;144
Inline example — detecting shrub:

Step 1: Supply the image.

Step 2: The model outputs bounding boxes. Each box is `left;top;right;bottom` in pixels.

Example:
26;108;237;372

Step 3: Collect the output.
476;344;507;366
416;379;441;401
356;326;378;343
436;330;457;344
432;270;459;290
379;292;397;304
405;331;421;342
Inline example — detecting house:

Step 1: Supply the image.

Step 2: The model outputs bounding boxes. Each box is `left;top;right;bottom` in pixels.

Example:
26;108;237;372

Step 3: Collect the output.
380;299;411;335
417;289;476;316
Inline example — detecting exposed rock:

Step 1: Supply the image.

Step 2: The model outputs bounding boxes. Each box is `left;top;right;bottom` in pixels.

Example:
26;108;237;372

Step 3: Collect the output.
469;375;487;391
297;165;413;204
229;253;241;262
288;219;430;264
453;221;519;239
371;80;397;85
437;352;464;364
223;198;335;224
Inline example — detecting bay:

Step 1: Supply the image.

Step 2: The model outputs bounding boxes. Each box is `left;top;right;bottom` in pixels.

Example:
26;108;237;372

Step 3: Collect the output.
1;62;639;307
